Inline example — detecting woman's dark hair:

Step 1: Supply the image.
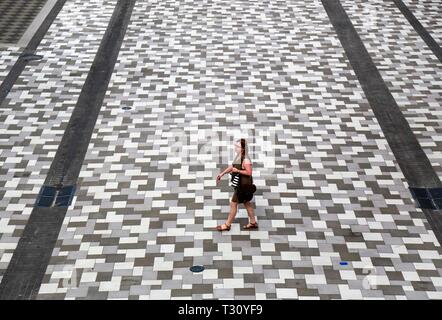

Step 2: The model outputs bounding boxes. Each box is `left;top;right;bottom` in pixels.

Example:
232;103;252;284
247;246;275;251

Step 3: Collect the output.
237;138;247;164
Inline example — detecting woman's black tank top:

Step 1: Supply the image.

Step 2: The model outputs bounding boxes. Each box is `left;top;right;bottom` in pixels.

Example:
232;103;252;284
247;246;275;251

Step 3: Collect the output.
230;155;253;188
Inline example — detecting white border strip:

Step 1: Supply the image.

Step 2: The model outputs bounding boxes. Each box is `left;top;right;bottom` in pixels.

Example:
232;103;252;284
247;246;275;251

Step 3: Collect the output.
16;0;58;47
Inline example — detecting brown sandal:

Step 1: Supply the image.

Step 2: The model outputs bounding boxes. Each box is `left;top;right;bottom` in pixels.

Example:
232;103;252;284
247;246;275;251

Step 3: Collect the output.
243;222;258;229
216;223;231;231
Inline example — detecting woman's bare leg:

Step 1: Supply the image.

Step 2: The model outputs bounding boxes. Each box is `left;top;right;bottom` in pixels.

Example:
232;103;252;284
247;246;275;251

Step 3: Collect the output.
225;201;238;226
244;201;256;224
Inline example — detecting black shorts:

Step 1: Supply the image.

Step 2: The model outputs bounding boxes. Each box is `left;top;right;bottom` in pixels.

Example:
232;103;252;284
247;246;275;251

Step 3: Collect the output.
231;188;253;203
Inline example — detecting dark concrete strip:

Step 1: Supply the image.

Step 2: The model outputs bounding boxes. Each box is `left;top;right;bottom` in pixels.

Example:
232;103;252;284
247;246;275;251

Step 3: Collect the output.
0;0;67;105
18;0;59;47
321;0;442;244
321;0;440;188
393;0;442;63
0;0;136;299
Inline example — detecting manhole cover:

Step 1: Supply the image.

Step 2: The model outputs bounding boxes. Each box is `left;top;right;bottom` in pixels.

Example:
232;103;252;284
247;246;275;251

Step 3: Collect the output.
122;106;132;110
190;265;204;273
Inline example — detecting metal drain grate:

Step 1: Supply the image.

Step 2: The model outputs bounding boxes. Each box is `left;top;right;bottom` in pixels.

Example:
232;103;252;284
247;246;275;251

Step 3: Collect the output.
35;185;76;208
35;186;57;207
13;171;31;178
54;185;76;207
409;187;442;210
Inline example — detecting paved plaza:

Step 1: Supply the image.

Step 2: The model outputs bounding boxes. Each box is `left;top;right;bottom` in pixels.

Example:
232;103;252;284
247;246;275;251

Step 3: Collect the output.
0;0;441;300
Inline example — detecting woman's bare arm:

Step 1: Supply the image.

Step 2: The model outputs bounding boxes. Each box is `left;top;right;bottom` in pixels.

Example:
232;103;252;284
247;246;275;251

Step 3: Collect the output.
232;159;252;176
222;165;233;175
216;165;233;182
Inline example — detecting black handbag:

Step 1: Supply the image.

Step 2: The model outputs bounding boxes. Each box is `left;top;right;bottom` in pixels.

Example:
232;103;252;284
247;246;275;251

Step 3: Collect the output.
231;157;257;199
238;173;256;200
241;182;257;194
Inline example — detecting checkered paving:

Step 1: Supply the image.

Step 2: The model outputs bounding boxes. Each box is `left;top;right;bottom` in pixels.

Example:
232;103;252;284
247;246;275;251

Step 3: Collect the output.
0;0;116;284
341;0;442;182
402;0;442;46
0;0;48;44
0;45;21;85
27;0;442;299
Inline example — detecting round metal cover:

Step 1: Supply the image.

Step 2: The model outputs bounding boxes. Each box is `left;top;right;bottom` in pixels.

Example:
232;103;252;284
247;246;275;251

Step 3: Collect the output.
190;265;205;273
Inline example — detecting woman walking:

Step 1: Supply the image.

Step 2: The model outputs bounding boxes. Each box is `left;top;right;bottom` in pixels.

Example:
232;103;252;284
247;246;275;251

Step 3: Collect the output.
215;138;258;231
